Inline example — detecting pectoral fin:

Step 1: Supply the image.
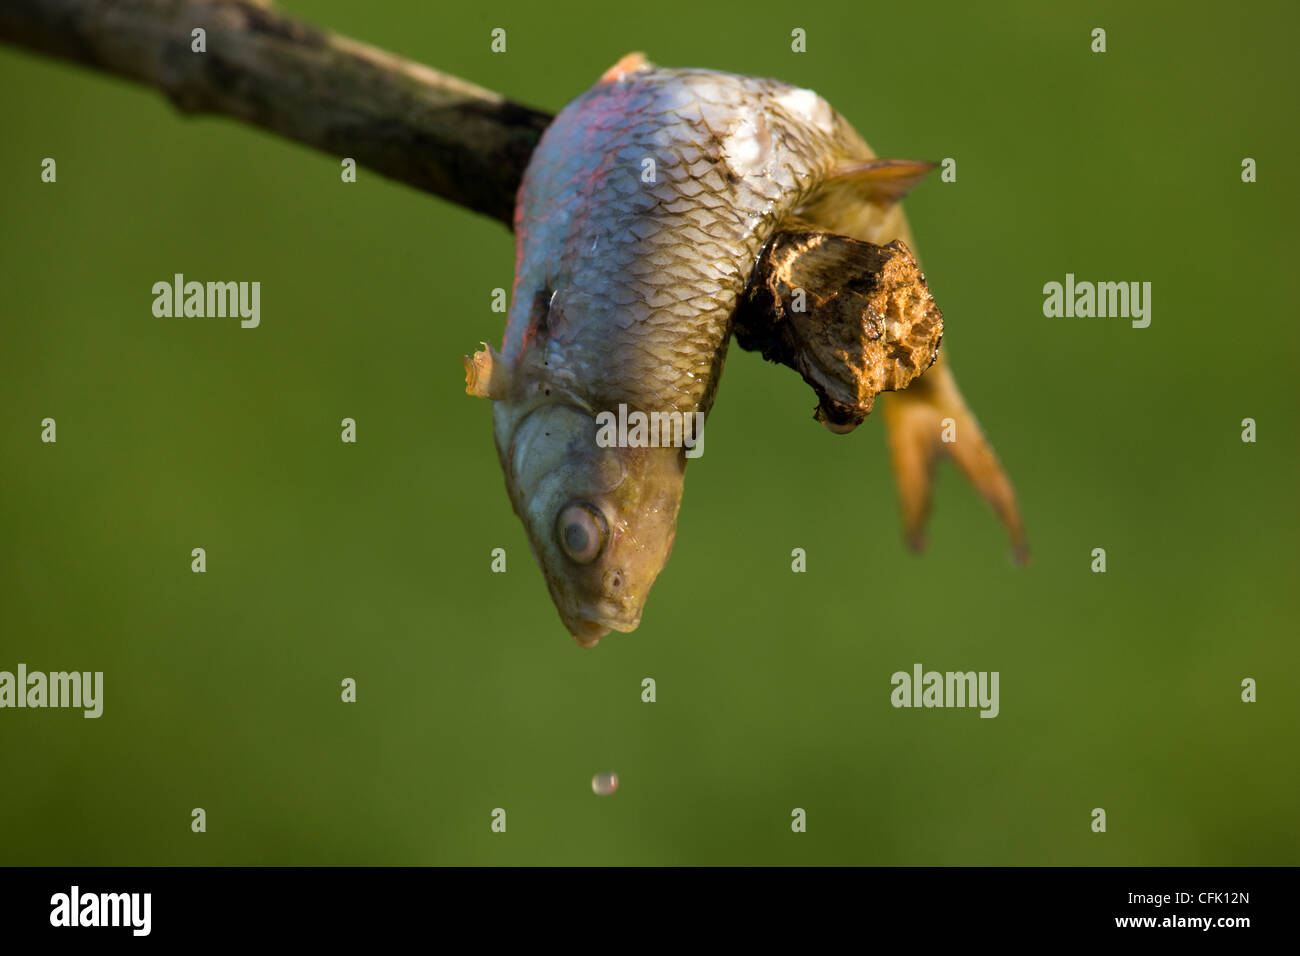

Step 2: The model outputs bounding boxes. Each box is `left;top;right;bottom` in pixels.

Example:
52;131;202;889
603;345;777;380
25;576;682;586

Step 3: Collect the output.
463;342;508;400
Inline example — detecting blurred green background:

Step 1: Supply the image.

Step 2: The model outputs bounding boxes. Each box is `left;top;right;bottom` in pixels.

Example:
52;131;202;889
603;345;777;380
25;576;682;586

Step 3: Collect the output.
1;0;1297;865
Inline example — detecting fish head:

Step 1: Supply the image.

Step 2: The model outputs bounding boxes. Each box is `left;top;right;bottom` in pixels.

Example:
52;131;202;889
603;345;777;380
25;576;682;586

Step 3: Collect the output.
494;400;684;647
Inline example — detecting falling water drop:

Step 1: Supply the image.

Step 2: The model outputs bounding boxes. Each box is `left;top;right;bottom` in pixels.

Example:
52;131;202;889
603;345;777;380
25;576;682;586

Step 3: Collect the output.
591;772;619;796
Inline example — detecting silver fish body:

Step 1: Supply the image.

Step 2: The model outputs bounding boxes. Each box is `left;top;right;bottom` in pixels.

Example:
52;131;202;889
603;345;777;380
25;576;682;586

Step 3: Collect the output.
503;64;873;417
470;56;1021;645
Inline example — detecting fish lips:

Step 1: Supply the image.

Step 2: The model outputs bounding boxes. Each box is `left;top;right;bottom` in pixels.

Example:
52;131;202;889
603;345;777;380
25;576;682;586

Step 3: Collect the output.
564;604;641;648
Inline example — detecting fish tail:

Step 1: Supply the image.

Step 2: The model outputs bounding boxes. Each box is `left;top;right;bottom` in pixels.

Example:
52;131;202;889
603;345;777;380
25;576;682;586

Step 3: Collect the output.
882;356;1028;565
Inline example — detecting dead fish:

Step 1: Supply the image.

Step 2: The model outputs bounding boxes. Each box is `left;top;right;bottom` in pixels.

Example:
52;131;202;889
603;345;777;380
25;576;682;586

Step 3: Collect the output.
466;53;1026;646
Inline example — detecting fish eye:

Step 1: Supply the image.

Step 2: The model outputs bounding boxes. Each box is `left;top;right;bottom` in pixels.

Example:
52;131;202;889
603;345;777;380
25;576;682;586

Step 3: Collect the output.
556;502;608;565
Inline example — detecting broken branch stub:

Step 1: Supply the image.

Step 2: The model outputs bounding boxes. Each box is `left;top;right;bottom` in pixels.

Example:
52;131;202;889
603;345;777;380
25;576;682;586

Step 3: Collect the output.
733;232;944;433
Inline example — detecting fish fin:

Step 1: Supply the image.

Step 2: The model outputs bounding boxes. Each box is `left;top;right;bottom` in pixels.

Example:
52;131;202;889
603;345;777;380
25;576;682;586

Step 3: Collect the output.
882;357;1029;565
463;342;508;400
600;52;653;83
821;159;938;208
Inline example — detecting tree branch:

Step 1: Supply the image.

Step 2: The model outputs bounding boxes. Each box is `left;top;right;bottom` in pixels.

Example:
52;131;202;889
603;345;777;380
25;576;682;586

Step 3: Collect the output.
0;0;553;226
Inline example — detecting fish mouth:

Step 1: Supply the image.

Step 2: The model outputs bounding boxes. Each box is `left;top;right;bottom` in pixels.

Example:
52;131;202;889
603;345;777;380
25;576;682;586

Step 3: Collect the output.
566;610;641;648
569;619;611;648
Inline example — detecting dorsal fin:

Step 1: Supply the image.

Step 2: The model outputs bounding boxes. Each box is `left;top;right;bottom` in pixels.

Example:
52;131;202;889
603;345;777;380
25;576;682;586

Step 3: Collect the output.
821;159;938;207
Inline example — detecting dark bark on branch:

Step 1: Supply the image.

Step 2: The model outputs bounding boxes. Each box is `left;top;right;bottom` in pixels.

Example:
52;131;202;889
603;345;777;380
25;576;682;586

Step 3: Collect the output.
0;0;553;225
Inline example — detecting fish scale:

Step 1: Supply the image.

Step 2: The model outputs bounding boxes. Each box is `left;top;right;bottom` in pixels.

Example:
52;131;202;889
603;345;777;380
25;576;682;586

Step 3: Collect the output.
505;66;856;417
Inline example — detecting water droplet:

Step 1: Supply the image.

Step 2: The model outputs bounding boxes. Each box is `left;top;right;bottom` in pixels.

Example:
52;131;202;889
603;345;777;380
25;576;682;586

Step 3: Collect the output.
591;772;619;796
